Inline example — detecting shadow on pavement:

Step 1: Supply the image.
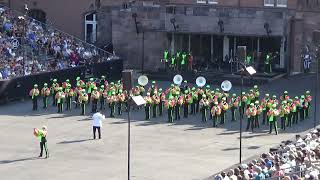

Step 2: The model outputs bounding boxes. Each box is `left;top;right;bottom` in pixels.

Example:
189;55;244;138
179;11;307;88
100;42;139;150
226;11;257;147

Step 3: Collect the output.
57;139;93;144
0;157;38;164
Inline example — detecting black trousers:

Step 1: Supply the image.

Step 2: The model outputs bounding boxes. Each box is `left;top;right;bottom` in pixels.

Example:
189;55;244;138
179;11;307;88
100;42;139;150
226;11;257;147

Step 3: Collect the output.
75;95;79;108
43;97;48;109
254;115;260;128
299;108;305;121
293;111;298;124
52;94;56;106
39;141;49;157
201;108;207;122
32;98;38;111
159;102;163;116
246;117;254;132
231;107;236;121
220;111;226;124
93;126;101;139
92;99;98;113
183;104;188;118
269;120;278;135
57;103;63;113
213;115;218;127
100;98;105;110
281;116;286;130
262;110;267;125
118;103;123;115
152;104;157;118
175;105;181;120
287;113;292;127
191;103;196;114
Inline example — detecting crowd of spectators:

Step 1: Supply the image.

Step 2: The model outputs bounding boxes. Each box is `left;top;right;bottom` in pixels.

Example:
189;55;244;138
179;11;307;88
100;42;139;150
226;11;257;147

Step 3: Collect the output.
215;129;320;180
0;6;112;80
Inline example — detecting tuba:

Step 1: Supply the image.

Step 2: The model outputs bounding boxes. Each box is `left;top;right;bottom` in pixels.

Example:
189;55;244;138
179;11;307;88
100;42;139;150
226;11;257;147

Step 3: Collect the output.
221;80;232;92
173;74;183;86
196;76;206;88
138;75;148;86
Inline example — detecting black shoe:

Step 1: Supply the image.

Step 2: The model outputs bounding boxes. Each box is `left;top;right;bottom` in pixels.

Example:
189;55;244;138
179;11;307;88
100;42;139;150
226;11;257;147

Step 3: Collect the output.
38;154;42;158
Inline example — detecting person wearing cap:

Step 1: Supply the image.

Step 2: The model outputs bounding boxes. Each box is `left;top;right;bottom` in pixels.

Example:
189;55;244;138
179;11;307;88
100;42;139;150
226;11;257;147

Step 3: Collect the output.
144;93;152;120
299;95;306;121
175;94;184;121
287;99;295;127
50;79;59;106
267;104;279;135
74;84;82;109
305;90;312;119
29;84;40;111
181;80;189;94
148;81;158;97
86;78;96;104
181;52;187;71
62;79;71;91
117;89;126;115
91;86;100;113
230;94;239;121
220;97;229;124
107;91;117;117
191;87;197;115
99;85;106;110
246;103;257;132
211;101;221;127
261;94;270;125
198;94;209;122
65;84;74;111
165;96;175;123
41;83;50;109
240;92;247;119
34;126;49;158
255;100;263;128
196;87;204;113
184;90;192;118
79;90;88;115
253;85;260;101
280;91;290;101
293;96;300;124
279;101;288;130
163;49;169;70
159;89;165;116
151;89;160;118
55;87;65;113
99;75;106;87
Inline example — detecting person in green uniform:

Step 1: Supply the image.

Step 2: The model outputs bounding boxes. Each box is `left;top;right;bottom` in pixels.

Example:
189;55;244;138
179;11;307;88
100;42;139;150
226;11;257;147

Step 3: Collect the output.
245;54;252;65
41;83;50;109
51;79;58;106
176;51;181;71
171;56;176;70
264;53;272;73
86;78;95;104
151;93;160;118
79;90;88;115
287;99;294;127
191;87;197;114
254;100;261;128
65;84;74;111
181;52;187;72
166;96;175;123
211;101;221;127
56;87;64;113
268;104;278;135
117;90;126;115
34;126;49;158
184;90;191;118
175;95;184;121
300;95;305;121
253;85;260;101
239;92;247;119
293;96;300;124
163;50;169;70
230;94;239;121
30;84;40;111
159;89;165;116
262;94;270;125
305;91;312;119
200;95;209;122
220;97;229;124
246;103;256;132
91;86;100;113
99;85;105;110
144;93;152;120
109;92;116;117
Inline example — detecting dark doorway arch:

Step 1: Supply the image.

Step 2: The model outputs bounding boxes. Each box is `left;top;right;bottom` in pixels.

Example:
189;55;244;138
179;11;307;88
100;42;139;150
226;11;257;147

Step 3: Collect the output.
28;9;46;24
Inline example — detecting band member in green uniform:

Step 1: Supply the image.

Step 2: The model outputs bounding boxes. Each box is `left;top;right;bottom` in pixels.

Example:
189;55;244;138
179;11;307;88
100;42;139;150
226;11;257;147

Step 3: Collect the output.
163;50;169;70
255;101;262;128
240;92;247;119
144;93;152;120
184;90;192;118
55;87;65;113
196;88;204;113
79;90;88;115
268;104;279;135
264;53;272;73
151;92;160;118
246;103;257;132
181;52;187;72
200;95;209;122
117;90;126;115
108;92;117;117
91;86;100;113
34;126;49;158
220;97;229;124
211;101;221;127
175;94;184;121
261;94;270;125
159;89;165;116
29;84;40;111
166;96;175;123
99;85;106;110
293;96;300;124
171;56;176;70
230;94;239;121
65;84;74;111
287;99;295;127
41;83;50;109
253;85;260;101
51;79;59;106
305;91;312;119
191;87;197;114
299;95;305;121
86;78;96;104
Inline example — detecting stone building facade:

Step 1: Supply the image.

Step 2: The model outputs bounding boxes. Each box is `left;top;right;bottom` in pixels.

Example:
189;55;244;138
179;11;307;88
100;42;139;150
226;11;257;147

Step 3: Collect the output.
98;0;320;74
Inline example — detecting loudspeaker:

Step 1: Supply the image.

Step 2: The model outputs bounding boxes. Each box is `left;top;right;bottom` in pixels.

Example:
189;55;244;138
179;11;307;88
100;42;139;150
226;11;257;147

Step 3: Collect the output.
313;30;320;44
122;70;133;91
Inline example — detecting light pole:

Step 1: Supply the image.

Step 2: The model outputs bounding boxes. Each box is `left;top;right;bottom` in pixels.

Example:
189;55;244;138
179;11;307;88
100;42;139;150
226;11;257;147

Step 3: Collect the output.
238;64;256;163
314;45;319;128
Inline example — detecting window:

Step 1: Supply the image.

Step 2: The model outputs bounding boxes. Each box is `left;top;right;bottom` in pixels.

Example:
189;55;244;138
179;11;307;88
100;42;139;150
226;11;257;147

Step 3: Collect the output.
197;0;206;4
277;0;287;7
208;0;218;4
264;0;274;6
84;12;97;43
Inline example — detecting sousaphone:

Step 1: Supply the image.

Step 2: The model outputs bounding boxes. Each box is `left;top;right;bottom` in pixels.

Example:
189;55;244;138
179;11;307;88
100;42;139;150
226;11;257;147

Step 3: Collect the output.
173;74;183;86
221;80;232;92
138;75;148;86
196;76;206;88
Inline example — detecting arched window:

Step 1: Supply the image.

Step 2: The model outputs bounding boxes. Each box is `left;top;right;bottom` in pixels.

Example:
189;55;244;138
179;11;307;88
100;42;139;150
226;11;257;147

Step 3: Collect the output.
85;12;97;43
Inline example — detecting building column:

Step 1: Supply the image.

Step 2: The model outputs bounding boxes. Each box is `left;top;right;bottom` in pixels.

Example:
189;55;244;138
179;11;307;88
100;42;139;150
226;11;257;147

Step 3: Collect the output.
200;35;202;56
171;33;175;55
188;34;191;52
180;34;183;51
211;35;213;60
223;36;229;61
233;37;237;58
280;37;285;68
257;37;260;69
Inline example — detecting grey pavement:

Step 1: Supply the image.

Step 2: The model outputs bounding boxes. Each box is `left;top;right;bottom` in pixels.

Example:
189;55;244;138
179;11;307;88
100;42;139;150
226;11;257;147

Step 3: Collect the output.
0;73;319;180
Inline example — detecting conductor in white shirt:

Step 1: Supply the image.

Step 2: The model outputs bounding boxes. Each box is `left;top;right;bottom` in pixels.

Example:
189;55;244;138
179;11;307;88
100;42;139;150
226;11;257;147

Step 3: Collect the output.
92;110;105;139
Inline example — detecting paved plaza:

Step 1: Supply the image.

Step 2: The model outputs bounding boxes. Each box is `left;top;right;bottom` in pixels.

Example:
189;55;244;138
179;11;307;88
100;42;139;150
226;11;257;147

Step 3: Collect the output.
0;74;319;180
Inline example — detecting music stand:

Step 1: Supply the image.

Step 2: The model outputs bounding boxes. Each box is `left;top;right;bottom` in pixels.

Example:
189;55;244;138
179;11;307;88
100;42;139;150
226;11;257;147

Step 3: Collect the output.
127;95;146;180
